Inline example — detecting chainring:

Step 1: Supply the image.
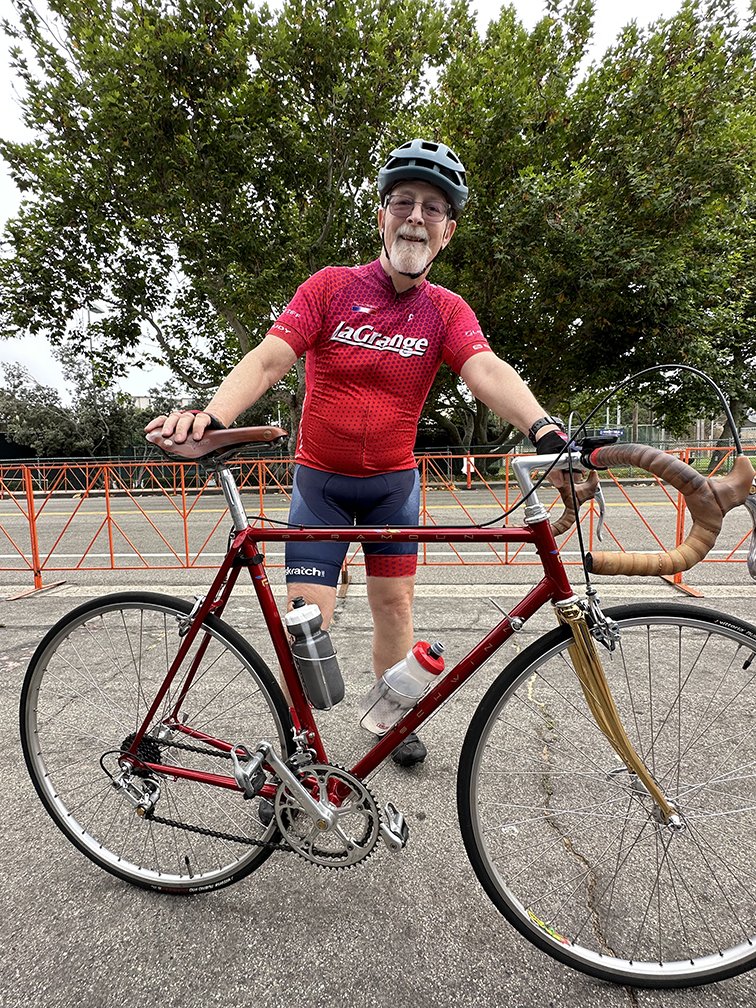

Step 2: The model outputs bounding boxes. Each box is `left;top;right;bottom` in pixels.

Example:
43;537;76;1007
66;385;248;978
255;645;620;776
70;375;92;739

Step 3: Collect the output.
273;763;381;869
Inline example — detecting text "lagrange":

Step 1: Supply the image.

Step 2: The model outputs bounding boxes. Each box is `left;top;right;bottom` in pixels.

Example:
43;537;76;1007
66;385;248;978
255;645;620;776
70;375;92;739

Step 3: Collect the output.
330;320;429;358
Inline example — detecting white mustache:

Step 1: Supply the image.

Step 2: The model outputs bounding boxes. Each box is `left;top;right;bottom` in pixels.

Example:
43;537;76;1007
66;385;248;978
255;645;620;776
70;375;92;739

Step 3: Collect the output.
397;225;429;243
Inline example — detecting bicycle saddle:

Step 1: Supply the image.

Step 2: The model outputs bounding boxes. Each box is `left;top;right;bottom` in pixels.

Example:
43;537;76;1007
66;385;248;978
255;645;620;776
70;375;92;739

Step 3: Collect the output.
146;425;288;461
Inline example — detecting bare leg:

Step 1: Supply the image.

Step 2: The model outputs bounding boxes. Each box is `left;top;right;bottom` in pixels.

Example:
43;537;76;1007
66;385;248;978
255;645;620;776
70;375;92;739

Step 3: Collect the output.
366;573;427;765
285;582;338;627
365;574;415;677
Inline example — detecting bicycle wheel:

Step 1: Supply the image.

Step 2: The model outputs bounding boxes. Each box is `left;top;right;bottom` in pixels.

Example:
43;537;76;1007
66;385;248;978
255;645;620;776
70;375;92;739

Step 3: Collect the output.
458;602;756;988
21;592;293;893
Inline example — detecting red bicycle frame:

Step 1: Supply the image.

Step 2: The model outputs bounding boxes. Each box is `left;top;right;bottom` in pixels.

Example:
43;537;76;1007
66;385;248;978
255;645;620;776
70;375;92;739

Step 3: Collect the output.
127;517;575;792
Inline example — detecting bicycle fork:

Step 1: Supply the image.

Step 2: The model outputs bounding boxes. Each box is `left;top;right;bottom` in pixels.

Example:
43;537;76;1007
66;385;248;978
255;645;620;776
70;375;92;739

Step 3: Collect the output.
555;600;683;830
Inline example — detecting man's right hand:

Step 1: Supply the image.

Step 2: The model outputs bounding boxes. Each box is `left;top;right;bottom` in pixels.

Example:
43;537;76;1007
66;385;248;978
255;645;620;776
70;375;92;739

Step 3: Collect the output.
144;409;223;444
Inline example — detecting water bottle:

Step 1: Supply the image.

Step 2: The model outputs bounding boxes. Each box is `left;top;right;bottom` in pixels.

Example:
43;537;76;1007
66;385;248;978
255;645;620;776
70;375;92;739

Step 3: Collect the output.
284;597;345;710
360;641;445;735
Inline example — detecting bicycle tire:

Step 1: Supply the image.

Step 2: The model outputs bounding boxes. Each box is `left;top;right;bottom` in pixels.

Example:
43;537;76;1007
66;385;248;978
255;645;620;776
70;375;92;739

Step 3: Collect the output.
458;602;756;988
20;592;293;894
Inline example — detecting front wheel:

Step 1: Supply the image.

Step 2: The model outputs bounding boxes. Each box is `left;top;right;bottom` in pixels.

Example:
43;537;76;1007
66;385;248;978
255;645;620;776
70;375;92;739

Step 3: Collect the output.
458;603;756;988
20;592;293;893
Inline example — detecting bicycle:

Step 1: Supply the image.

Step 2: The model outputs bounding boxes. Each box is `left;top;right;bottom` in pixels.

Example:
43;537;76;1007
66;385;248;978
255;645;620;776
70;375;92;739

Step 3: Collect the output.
19;424;756;989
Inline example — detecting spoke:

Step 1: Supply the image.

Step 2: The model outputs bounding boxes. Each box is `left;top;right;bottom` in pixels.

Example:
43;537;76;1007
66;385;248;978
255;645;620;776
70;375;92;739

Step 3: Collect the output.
25;599;283;891
470;612;756;977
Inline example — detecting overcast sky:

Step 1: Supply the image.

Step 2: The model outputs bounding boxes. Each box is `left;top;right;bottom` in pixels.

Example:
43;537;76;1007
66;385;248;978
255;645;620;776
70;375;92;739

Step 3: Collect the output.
0;0;750;399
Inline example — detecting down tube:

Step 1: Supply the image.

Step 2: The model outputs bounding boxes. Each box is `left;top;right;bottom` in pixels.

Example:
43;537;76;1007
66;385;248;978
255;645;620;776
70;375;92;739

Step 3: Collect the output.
350;576;558;779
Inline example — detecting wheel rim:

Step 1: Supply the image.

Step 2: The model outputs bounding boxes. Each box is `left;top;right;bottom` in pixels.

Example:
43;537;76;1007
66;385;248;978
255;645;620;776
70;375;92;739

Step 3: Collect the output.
467;612;756;983
23;598;288;890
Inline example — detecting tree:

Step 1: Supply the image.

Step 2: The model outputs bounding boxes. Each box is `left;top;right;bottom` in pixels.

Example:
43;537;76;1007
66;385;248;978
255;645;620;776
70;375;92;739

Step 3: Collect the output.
0;364;84;456
0;360;154;457
0;0;472;418
427;0;756;446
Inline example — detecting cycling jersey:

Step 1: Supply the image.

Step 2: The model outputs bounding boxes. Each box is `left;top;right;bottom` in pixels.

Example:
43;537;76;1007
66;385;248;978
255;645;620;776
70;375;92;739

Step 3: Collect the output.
267;258;490;477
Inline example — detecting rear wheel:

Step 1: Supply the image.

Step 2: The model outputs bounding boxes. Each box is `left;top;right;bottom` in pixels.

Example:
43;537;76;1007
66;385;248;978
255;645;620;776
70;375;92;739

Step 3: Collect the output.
20;592;293;893
458;603;756;987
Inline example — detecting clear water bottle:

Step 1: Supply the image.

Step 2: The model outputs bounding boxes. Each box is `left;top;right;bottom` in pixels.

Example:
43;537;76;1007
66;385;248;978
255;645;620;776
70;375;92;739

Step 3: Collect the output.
284;597;345;710
360;640;445;735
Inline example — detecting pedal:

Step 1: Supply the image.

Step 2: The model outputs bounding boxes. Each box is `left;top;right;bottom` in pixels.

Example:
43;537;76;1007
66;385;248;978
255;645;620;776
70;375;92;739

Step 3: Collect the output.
380;801;409;852
229;744;266;799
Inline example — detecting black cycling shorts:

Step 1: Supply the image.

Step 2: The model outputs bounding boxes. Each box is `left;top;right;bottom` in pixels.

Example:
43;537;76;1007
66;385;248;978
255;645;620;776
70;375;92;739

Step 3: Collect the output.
285;465;420;587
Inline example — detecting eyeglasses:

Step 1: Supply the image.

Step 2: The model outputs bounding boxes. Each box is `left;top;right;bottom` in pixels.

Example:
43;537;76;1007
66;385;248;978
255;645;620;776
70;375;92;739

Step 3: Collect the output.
385;194;451;223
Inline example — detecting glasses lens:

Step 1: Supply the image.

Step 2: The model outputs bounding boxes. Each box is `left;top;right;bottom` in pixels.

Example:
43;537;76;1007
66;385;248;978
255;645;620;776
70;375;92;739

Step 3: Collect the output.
423;202;447;221
387;196;448;221
387;197;414;218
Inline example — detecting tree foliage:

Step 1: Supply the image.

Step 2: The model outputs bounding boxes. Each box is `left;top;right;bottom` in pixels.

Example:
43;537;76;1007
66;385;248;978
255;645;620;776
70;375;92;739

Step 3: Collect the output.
1;0;754;451
0;362;148;456
428;0;756;442
0;0;470;393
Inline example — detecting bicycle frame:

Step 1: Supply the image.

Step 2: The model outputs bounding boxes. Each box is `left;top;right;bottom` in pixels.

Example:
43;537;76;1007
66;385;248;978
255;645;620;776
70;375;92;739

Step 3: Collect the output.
126;458;577;793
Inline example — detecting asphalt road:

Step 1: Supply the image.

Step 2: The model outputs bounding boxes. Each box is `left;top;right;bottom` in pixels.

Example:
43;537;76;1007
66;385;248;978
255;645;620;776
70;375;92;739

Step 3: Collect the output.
2;565;755;1008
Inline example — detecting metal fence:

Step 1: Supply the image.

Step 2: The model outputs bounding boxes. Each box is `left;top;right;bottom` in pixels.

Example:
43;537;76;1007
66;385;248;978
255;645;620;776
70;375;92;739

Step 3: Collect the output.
1;446;753;592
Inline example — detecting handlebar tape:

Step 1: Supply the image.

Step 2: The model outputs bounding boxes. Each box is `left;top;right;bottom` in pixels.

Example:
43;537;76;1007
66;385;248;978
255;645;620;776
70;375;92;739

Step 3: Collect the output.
554;444;754;576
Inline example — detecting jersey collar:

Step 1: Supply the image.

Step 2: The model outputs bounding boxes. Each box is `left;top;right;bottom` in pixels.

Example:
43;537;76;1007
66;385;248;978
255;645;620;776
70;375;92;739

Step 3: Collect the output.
369;258;427;299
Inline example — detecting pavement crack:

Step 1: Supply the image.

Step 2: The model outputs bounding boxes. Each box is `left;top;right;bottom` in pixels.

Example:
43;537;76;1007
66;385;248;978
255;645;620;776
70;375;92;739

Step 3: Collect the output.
533;683;620;961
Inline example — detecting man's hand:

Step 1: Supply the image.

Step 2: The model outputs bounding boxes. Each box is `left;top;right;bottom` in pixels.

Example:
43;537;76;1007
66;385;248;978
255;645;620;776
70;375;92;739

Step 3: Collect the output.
535;429;573;491
143;410;224;444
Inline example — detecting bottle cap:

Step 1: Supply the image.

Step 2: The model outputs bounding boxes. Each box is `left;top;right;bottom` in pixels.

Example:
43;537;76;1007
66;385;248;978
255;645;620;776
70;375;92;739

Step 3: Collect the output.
284;601;322;627
411;640;445;675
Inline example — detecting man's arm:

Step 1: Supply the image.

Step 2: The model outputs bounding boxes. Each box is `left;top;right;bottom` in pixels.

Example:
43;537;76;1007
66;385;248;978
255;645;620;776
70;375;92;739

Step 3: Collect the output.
144;334;297;443
459;351;561;443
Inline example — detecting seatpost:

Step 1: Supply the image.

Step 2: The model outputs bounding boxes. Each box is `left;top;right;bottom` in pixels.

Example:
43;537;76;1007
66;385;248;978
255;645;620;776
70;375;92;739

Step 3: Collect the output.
214;463;250;532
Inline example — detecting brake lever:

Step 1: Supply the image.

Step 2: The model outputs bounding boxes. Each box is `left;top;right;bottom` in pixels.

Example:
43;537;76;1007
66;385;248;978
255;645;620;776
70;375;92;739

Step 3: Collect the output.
595;481;606;542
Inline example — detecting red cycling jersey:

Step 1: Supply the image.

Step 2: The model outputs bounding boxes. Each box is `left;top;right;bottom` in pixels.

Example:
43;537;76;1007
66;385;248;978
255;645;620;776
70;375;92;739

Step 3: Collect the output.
267;258;491;476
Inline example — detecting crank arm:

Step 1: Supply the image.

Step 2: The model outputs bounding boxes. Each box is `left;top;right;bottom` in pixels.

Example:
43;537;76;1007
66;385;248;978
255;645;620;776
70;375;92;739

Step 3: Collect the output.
255;742;337;827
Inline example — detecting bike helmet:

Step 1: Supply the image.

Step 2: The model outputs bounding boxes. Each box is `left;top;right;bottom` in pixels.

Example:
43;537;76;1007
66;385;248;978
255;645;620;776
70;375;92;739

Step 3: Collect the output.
377;139;469;217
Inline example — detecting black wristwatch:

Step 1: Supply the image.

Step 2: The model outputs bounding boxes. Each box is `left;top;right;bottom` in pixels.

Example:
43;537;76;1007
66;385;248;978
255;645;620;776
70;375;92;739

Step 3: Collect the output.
528;415;565;446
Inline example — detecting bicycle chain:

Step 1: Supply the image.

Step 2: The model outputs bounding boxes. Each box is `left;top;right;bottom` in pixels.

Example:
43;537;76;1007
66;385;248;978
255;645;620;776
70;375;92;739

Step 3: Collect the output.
156;737;233;760
145;809;293;852
138;738;294;852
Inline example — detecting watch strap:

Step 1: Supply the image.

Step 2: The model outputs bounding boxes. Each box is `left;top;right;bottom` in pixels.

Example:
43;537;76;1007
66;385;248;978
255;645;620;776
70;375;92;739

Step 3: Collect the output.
528;415;565;445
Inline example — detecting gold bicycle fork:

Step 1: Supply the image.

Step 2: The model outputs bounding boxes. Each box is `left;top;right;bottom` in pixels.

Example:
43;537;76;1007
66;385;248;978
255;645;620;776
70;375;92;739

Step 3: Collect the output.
555;602;681;827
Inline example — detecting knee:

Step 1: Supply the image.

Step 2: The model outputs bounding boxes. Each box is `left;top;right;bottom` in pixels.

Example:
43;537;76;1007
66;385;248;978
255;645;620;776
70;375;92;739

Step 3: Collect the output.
369;589;414;627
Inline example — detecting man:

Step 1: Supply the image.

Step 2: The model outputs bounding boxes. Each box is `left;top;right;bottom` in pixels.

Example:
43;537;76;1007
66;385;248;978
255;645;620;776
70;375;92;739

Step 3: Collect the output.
147;138;567;766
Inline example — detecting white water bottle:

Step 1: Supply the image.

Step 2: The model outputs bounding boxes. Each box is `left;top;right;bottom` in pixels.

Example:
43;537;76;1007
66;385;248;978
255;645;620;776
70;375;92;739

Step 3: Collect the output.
360;640;445;735
284;598;345;710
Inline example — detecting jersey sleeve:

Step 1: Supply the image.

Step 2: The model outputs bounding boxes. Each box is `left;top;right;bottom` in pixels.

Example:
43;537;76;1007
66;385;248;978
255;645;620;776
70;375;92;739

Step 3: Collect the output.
265;268;335;356
437;294;492;373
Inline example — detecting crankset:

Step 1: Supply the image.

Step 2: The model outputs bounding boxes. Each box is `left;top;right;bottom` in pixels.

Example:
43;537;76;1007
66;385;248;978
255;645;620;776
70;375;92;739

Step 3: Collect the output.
273;763;382;868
